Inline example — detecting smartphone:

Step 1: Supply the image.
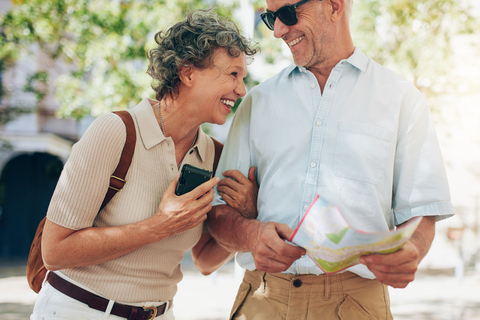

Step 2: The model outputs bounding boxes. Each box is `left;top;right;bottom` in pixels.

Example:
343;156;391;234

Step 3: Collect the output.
175;164;213;196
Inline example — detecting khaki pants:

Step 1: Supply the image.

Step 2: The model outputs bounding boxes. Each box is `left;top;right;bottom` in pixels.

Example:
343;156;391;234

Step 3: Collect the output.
230;270;393;320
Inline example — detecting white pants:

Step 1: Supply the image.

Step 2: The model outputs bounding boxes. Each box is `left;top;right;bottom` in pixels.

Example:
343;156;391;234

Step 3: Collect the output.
31;281;175;320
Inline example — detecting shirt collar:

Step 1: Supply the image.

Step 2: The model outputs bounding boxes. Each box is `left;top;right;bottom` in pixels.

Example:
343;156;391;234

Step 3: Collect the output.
132;98;208;162
286;46;368;77
344;47;368;72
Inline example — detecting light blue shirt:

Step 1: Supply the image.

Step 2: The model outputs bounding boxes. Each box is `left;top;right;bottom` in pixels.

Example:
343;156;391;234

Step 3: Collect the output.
213;48;454;278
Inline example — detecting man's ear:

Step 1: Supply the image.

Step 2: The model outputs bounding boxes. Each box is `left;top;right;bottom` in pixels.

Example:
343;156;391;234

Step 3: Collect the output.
179;66;195;87
329;0;345;22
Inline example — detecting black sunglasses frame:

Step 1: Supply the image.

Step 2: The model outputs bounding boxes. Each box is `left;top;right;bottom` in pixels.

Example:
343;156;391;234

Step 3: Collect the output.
260;0;314;31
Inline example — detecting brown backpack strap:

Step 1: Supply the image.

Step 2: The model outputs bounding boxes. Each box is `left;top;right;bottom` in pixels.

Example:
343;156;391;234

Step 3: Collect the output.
100;111;137;211
27;110;137;293
212;137;223;175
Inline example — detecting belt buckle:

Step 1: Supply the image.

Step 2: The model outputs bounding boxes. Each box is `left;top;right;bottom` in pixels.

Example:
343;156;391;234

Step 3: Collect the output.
143;306;157;320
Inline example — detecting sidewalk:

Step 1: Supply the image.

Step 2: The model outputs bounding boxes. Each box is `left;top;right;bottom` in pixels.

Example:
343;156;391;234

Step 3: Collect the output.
1;261;480;320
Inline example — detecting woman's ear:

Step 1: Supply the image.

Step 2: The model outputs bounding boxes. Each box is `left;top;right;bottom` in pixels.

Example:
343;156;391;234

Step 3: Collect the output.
179;66;195;87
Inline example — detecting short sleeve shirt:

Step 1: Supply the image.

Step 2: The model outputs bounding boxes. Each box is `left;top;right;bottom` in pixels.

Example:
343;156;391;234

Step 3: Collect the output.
213;48;454;278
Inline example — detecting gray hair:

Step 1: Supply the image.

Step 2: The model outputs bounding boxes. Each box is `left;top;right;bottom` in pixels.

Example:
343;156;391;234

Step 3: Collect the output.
147;9;258;101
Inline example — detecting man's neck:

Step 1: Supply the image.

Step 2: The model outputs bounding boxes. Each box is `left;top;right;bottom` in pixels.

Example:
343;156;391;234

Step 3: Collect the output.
307;43;355;93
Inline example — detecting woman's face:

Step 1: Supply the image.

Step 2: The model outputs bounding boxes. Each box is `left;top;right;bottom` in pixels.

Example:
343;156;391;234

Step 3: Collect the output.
192;48;248;125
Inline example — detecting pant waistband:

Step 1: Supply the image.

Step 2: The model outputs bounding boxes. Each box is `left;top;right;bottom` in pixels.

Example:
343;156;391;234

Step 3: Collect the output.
46;272;169;320
244;270;379;294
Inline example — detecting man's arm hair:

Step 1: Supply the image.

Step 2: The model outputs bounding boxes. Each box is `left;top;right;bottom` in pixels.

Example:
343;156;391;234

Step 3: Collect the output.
206;204;260;253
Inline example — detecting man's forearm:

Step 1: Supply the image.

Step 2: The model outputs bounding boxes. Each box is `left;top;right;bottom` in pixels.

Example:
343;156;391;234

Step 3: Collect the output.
409;215;436;262
207;204;259;253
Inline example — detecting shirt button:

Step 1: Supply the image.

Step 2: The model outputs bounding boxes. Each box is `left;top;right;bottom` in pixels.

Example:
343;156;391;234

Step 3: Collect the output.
293;279;302;288
316;121;322;126
310;162;316;168
311;83;316;88
304;205;309;211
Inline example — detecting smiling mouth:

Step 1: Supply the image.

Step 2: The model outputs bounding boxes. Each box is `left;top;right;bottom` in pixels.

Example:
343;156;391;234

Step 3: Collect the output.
287;36;304;47
221;99;235;108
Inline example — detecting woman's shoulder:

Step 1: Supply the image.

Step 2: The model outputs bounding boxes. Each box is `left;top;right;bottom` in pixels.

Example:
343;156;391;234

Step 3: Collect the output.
82;112;129;142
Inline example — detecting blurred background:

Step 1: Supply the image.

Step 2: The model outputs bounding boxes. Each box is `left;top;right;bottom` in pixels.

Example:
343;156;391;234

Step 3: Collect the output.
0;0;479;319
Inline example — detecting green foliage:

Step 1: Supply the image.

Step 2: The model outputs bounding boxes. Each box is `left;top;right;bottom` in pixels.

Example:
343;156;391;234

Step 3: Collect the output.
351;0;479;97
24;71;48;101
251;0;479;101
0;105;33;126
0;0;238;120
1;0;478;120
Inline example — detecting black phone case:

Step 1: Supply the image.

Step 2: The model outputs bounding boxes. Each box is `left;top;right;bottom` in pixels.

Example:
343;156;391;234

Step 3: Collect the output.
175;164;213;196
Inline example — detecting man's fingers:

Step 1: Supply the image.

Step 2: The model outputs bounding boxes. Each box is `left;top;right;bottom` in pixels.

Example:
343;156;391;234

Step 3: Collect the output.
359;244;419;288
254;242;304;273
260;224;305;260
275;223;296;242
222;170;250;184
255;258;294;273
218;177;240;192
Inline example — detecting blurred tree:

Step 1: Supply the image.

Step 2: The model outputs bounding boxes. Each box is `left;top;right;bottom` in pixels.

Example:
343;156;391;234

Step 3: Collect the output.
0;0;238;120
351;0;478;99
1;0;478;121
251;0;478;100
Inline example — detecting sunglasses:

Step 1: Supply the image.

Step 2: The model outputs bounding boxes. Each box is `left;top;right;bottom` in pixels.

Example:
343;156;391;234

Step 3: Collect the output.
260;0;315;31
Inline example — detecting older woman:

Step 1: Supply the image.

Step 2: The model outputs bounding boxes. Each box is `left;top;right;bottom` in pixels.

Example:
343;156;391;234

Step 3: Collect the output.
31;10;258;320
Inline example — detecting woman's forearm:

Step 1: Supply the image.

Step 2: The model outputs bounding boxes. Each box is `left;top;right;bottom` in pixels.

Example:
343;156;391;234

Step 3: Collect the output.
42;215;178;271
191;232;235;275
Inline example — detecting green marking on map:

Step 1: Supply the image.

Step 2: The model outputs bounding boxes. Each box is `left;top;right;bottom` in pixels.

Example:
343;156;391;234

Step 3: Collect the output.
325;227;348;244
313;255;359;273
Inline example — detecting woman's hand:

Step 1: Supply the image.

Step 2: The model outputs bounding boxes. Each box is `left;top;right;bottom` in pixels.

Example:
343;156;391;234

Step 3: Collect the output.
154;175;219;237
217;167;258;219
42;175;219;271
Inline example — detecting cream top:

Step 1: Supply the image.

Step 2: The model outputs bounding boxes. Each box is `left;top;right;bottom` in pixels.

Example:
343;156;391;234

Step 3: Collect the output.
47;99;216;303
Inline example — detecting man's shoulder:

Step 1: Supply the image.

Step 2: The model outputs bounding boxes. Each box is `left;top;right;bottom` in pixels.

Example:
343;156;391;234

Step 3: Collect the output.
366;58;418;91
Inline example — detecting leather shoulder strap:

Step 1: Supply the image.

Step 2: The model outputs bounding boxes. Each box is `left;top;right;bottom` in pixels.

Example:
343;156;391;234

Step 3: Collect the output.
211;137;223;175
27;110;137;293
100;111;137;211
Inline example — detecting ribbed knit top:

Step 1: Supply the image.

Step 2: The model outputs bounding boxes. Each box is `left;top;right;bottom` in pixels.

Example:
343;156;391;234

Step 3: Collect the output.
46;99;216;303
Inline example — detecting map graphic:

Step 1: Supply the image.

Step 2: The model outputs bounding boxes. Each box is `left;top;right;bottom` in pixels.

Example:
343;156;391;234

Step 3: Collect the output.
290;195;423;274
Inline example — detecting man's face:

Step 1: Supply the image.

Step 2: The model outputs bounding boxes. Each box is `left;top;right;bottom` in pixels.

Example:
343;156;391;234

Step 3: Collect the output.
266;0;335;69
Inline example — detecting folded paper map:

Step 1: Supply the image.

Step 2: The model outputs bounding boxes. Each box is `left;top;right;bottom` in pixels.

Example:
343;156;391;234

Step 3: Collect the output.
290;195;423;274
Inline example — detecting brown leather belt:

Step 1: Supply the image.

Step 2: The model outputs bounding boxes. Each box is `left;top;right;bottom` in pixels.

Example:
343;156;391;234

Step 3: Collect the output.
46;272;167;320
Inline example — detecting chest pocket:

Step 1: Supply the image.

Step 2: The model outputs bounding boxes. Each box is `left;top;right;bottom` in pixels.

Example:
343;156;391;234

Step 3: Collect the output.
333;122;392;185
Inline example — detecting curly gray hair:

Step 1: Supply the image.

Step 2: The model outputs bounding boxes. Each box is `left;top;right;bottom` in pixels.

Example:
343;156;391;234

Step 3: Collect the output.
147;9;258;101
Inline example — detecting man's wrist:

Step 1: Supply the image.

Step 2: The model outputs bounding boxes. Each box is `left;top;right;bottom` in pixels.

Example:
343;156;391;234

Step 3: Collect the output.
237;218;261;253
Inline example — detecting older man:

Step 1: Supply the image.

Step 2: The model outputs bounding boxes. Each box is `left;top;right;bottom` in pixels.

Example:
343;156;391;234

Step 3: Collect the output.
210;0;454;319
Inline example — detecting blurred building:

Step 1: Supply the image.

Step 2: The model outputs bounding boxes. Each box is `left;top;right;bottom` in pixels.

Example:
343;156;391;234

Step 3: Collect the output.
0;0;78;260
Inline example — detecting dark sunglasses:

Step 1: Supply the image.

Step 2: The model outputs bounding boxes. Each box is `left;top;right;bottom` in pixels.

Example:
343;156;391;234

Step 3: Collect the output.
260;0;315;31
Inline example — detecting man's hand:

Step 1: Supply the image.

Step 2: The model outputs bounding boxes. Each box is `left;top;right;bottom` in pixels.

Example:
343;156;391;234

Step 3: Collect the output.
359;216;436;288
218;167;258;219
359;241;419;288
248;221;306;273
